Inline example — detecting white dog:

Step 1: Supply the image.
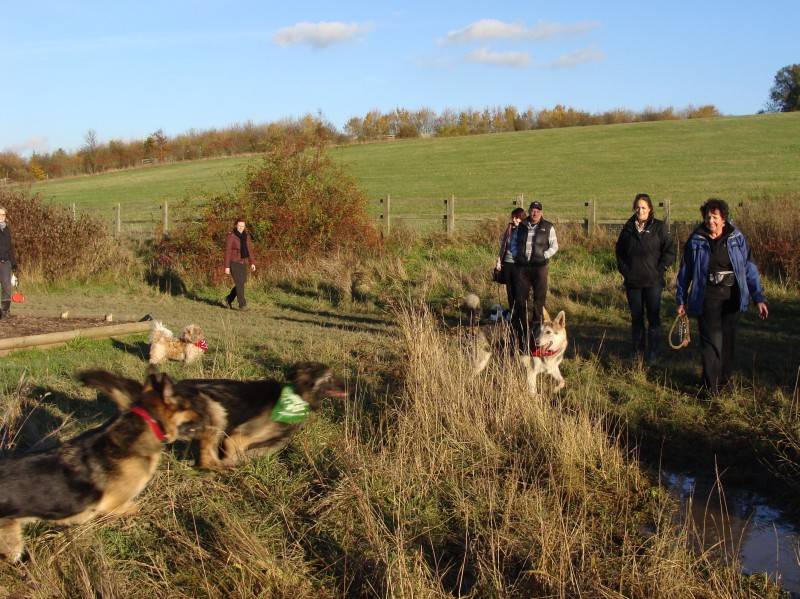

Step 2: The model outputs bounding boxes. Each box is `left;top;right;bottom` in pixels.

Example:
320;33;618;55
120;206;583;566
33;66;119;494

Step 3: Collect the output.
472;306;568;397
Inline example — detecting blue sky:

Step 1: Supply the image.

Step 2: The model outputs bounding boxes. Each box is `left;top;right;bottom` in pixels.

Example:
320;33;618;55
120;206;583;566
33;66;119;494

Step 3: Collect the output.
2;0;797;154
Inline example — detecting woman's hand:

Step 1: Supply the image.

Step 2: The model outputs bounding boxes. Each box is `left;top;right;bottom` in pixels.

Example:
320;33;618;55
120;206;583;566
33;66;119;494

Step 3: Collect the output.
224;267;230;275
495;259;502;271
250;264;256;272
677;304;686;316
757;302;769;320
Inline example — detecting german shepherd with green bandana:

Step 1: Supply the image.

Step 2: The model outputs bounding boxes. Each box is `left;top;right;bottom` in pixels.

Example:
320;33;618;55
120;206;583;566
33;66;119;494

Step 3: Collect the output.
79;362;347;471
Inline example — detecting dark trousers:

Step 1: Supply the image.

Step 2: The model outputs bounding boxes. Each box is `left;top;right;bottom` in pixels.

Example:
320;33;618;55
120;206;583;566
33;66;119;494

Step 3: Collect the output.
501;262;515;310
510;264;548;352
698;292;740;394
0;261;12;316
226;261;249;308
625;286;662;354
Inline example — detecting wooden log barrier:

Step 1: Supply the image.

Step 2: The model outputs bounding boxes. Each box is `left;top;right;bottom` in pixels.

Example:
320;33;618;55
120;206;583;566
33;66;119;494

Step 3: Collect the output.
0;321;152;356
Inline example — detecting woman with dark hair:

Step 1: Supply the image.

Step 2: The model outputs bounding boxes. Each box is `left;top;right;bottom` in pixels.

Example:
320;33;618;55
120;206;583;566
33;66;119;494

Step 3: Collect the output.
224;218;256;310
615;193;676;363
676;198;769;394
495;207;526;313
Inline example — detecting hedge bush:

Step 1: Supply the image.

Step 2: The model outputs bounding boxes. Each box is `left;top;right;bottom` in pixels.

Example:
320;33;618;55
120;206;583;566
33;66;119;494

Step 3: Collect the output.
0;189;129;281
154;138;381;284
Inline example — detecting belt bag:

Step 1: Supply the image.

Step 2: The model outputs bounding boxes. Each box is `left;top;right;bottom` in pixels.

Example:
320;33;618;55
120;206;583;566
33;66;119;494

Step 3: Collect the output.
708;271;735;286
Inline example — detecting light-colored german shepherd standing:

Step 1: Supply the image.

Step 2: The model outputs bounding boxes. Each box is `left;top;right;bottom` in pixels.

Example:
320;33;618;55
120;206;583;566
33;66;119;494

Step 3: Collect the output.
472;305;568;397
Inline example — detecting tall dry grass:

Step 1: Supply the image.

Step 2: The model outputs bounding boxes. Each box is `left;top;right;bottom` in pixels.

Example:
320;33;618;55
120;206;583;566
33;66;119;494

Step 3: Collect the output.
312;301;771;597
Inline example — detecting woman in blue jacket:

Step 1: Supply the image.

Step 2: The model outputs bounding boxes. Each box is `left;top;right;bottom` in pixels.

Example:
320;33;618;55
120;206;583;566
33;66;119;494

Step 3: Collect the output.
676;199;769;394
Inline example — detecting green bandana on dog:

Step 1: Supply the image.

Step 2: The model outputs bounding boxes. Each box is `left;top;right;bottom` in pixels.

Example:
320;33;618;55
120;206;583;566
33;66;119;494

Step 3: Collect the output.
272;385;310;424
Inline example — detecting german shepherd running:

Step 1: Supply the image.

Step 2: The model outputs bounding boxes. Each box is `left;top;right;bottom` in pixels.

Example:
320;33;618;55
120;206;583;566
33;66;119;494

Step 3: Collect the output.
0;370;204;562
79;362;347;471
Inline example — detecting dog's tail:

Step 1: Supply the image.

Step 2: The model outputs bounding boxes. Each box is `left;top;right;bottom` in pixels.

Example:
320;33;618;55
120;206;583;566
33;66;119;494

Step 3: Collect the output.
462;293;481;328
149;320;174;344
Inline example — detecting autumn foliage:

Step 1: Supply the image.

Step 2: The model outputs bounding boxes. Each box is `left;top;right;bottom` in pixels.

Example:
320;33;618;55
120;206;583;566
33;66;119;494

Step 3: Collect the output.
154;137;380;284
0;189;127;280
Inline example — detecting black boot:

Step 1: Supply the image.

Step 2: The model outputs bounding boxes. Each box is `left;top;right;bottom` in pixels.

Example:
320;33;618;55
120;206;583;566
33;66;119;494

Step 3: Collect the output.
645;328;661;365
1;300;10;319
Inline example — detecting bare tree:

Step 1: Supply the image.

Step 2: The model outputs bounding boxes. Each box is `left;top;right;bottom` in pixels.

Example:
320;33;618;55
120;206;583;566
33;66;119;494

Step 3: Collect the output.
82;129;98;173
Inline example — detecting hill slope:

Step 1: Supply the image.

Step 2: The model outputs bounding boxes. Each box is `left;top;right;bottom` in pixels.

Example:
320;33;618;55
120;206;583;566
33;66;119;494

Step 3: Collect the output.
28;112;800;222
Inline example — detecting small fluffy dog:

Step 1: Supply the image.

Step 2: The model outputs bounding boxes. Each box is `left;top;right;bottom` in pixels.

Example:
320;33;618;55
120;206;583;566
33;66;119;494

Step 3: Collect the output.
79;362;347;471
0;370;204;562
149;321;208;365
471;303;568;397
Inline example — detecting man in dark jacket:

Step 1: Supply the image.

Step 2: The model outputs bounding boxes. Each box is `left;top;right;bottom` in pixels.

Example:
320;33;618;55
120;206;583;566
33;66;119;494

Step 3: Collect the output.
0;207;18;319
615;194;676;363
509;201;559;352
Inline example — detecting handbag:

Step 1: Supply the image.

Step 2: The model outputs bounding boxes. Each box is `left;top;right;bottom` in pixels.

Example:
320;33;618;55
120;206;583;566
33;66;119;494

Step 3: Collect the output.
10;273;24;303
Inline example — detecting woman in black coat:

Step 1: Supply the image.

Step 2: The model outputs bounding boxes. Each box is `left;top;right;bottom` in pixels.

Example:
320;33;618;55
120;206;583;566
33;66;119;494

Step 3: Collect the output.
615;194;676;363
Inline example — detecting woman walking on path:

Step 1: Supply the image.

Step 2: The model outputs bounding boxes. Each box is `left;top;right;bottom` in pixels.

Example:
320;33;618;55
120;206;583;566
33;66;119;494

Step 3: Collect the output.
224;218;256;311
0;207;18;319
676;198;769;394
495;207;526;314
615;193;676;363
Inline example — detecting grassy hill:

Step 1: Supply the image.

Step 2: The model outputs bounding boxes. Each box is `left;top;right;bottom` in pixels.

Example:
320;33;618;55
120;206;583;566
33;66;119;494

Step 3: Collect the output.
27;112;800;226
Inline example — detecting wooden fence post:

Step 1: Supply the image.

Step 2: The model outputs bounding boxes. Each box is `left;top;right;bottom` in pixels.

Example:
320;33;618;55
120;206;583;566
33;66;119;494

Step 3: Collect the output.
584;200;596;236
444;195;455;236
114;203;121;238
659;199;671;231
162;201;169;237
379;195;391;236
514;193;524;207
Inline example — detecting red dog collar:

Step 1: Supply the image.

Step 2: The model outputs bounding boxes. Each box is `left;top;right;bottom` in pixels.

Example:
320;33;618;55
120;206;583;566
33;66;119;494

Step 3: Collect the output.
194;339;209;352
531;346;559;358
130;406;167;442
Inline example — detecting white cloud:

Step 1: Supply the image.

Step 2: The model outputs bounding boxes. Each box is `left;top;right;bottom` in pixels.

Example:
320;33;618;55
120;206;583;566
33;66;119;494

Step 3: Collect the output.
466;48;531;68
444;18;599;44
445;19;525;44
273;21;371;48
547;46;606;68
3;136;48;155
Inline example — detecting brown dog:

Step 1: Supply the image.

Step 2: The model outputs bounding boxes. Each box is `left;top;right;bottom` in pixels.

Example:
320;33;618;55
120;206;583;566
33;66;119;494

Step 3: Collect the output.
149;321;208;365
79;362;347;470
0;370;204;562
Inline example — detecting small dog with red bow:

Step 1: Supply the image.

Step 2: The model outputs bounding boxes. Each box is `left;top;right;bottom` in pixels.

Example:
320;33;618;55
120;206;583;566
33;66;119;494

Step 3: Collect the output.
148;321;208;365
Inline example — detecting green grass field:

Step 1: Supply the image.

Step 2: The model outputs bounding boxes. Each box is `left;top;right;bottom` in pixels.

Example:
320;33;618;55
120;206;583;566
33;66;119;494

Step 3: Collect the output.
1;233;797;596
27;112;800;227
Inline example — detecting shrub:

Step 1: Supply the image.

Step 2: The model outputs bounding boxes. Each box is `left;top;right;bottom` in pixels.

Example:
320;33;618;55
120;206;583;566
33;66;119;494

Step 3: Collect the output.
0;189;131;281
736;193;800;285
154;137;381;284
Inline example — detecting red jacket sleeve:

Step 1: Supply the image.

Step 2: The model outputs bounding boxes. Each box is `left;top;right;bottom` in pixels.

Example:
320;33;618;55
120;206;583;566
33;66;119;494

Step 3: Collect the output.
224;233;236;269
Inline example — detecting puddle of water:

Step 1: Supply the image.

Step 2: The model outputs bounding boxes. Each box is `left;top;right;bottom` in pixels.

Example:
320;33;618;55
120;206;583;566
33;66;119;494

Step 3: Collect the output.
663;471;800;594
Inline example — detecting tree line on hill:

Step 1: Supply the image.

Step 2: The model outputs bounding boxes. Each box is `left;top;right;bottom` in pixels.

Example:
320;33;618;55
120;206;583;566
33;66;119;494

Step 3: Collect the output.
0;103;719;183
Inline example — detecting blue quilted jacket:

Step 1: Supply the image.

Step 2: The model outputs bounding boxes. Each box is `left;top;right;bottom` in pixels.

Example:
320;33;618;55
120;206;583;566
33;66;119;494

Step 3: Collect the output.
675;224;765;316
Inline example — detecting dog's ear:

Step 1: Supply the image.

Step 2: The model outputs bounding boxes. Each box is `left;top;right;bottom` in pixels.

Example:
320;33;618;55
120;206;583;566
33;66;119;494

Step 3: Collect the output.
288;362;325;391
542;307;551;322
553;311;566;329
144;370;178;407
77;369;142;410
